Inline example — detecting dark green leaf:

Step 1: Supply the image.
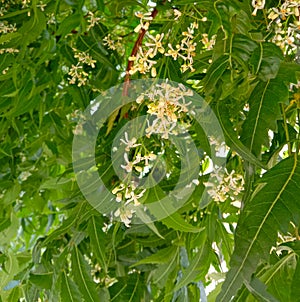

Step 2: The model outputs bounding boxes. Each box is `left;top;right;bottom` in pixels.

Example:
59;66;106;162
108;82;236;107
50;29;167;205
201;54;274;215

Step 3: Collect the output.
71;247;99;302
217;155;300;301
87;215;108;273
60;271;83;302
249;43;283;81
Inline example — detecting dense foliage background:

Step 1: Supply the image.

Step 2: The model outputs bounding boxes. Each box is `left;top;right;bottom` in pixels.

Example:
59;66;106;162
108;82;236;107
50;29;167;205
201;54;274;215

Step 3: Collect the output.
1;0;300;301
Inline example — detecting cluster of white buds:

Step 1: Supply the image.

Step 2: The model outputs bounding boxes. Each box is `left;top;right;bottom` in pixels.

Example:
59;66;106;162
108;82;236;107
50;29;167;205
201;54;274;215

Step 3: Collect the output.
136;82;193;139
268;0;300;22
129;31;165;77
121;151;157;174
204;168;244;205
68;49;96;86
173;9;182;20
68;64;89;86
118;131;157;174
112;182;146;207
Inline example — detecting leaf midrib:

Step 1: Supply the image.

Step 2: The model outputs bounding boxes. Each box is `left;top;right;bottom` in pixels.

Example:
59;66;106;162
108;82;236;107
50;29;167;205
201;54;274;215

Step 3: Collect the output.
63;271;75;302
91;216;107;272
249;81;269;154
75;247;95;302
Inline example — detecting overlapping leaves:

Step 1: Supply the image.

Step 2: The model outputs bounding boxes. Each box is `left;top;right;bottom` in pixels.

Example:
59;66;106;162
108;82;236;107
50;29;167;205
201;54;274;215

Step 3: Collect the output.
217;155;300;301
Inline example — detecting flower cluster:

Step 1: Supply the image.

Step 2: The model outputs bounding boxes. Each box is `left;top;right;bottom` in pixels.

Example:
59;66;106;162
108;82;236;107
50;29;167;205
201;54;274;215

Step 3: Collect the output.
111;131;158;226
128;10;200;76
204;168;244;205
68;49;96;86
136;82;193;139
68;64;89;87
267;1;300;55
128;44;158;76
87;11;100;31
166;22;198;73
113;182;145;207
0;21;17;34
120;150;157;175
0;48;19;54
103;34;123;51
118;132;157;177
201;33;216;51
128;31;165;76
112;181;146;227
74;51;96;68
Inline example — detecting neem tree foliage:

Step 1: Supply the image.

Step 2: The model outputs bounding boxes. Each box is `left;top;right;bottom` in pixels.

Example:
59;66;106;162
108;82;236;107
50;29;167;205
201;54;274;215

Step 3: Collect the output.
1;0;300;301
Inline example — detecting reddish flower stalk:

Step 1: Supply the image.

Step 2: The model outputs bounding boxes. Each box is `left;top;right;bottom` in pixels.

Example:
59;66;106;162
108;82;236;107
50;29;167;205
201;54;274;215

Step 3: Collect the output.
123;2;165;97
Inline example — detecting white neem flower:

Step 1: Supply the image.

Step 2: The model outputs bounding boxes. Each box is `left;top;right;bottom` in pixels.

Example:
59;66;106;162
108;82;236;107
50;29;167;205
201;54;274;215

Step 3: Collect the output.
114;208;134;227
173;9;182;20
121;153;134;173
252;0;265;16
120;132;141;151
145;33;165;57
125;189;146;206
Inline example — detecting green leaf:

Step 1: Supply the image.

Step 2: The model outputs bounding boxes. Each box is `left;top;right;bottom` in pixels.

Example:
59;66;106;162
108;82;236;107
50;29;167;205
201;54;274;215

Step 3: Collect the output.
217;155;300;301
0;218;11;233
213;0;241;38
216;103;266;169
241;78;288;157
0;252;19;291
87;215;108;273
131;246;178;267
290;242;300;301
244;278;279;302
42;202;87;246
29;272;53;290
291;260;300;301
202;55;229;94
174;241;209;292
0;32;21;44
56;13;82;37
18;10;46;46
161;213;204;233
109;274;144;302
232;34;258;66
105;108;119;136
7;286;21;302
152;251;178;289
60;271;82;302
249;43;283;81
71;247;99;302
